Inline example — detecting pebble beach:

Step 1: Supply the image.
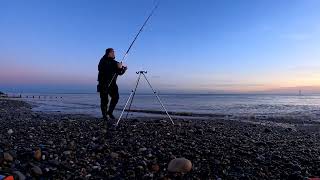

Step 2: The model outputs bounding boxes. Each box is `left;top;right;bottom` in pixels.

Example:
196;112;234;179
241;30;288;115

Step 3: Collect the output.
1;98;320;179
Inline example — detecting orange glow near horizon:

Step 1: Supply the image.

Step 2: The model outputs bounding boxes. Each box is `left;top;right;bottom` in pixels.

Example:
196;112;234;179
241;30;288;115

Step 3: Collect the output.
1;57;320;93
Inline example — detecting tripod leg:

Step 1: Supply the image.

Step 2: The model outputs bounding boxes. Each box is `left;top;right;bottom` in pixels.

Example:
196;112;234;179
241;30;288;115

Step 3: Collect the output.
142;73;174;125
116;91;134;126
125;73;142;119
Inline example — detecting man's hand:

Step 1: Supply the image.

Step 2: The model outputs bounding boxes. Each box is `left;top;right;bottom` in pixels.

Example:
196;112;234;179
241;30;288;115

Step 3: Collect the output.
117;63;127;75
118;62;128;70
117;62;123;69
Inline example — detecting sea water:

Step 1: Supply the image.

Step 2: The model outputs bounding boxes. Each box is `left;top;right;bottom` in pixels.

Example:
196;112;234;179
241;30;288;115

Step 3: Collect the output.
18;93;320;120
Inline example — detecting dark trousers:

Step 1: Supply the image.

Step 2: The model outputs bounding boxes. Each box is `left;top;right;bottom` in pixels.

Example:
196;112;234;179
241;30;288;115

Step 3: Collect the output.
99;84;119;118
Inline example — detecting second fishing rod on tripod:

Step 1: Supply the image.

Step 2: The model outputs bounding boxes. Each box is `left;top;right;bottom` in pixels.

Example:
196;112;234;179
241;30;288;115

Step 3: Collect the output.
107;1;159;89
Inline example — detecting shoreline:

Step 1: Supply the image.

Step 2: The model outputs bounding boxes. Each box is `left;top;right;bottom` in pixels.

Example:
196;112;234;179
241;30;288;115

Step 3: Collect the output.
1;98;320;179
16;96;320;131
14;96;320;125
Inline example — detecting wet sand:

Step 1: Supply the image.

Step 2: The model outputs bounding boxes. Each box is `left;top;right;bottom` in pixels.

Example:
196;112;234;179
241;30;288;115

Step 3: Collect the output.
1;98;320;179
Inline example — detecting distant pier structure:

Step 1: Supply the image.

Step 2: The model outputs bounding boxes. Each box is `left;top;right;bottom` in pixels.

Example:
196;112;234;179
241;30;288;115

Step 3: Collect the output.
0;92;63;99
24;95;63;99
298;90;302;96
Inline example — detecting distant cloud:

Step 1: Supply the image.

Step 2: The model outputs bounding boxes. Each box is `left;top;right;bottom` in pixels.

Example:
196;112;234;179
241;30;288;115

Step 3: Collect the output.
259;24;273;32
289;65;320;75
262;86;320;94
290;65;320;71
198;82;266;88
282;33;312;41
258;23;318;41
0;64;95;85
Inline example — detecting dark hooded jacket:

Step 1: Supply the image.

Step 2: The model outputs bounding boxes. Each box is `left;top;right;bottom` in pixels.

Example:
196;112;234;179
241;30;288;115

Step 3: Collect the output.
98;55;126;86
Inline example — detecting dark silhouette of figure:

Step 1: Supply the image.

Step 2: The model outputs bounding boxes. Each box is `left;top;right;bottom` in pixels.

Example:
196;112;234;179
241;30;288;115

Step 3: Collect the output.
98;48;127;120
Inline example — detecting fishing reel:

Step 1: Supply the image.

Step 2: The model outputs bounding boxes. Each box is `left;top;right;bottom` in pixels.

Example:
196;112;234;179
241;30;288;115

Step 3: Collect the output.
121;66;128;71
136;71;147;74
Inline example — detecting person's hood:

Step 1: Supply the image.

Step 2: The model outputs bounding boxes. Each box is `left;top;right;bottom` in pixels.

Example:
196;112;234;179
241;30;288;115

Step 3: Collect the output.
103;55;115;60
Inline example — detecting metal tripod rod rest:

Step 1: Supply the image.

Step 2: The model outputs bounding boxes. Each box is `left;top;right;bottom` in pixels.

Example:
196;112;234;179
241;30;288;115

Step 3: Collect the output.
125;72;142;119
116;71;174;126
125;71;150;119
116;73;143;125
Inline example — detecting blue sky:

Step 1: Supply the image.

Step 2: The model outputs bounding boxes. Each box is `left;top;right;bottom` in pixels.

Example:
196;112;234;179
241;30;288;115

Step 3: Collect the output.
1;0;320;93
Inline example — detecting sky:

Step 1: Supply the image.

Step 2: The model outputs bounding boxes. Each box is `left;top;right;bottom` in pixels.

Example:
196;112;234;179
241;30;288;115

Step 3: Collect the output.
1;0;320;93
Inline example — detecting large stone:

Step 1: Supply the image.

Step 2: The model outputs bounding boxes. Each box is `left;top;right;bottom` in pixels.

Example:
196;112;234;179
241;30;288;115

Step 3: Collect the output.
63;151;72;156
7;129;13;135
168;158;192;173
13;171;26;180
150;164;160;172
4;152;13;162
31;166;43;176
139;147;147;152
110;152;119;159
34;149;41;161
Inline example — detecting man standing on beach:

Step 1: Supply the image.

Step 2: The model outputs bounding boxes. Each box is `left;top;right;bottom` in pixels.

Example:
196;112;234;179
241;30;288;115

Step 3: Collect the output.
98;48;127;120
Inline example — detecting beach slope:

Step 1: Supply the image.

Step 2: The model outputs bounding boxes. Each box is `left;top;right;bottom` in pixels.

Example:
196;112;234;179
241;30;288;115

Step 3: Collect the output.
1;99;320;179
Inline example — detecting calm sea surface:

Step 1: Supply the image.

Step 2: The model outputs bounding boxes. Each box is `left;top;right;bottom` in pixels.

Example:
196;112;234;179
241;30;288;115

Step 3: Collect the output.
16;93;320;120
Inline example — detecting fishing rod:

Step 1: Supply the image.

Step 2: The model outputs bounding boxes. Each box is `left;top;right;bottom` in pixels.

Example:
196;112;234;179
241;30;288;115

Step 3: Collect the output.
107;1;160;89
